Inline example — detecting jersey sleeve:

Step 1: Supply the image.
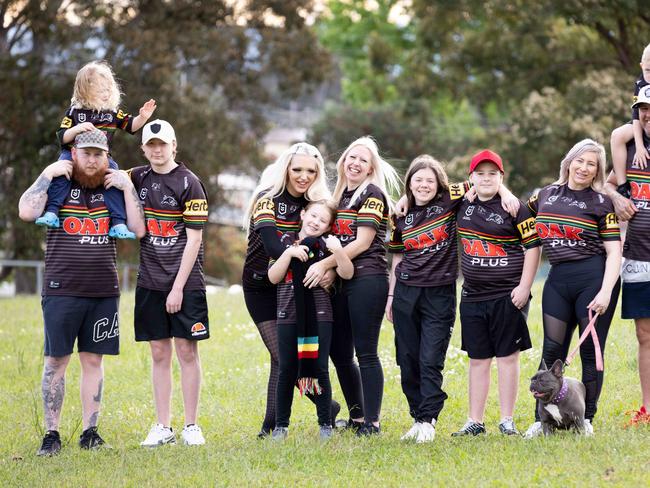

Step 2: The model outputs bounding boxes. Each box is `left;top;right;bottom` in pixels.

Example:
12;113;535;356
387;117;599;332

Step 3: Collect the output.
597;198;621;242
526;192;539;216
252;196;277;232
116;108;135;134
514;202;541;249
56;107;75;146
388;216;404;253
447;181;471;211
182;175;208;229
356;187;386;230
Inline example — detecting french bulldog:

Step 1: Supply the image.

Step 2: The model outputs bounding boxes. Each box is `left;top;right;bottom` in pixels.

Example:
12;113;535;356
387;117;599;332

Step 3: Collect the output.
530;359;586;435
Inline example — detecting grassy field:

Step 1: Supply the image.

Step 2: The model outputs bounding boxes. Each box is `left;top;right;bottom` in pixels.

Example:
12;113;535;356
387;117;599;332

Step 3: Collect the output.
1;284;649;487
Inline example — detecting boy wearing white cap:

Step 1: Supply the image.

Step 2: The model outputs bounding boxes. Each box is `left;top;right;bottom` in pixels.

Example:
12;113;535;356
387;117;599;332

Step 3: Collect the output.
129;119;211;446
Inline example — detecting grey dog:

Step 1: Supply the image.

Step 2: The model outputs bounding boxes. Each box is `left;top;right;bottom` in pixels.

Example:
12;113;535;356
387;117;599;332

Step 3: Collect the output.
529;359;586;435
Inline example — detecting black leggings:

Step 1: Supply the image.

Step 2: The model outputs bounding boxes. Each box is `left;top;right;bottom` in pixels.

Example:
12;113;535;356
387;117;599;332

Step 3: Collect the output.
330;275;388;423
276;322;333;427
535;255;620;421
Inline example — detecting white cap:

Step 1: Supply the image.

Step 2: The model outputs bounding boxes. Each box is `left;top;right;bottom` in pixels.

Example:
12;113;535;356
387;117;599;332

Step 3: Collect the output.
142;119;176;144
632;85;650;109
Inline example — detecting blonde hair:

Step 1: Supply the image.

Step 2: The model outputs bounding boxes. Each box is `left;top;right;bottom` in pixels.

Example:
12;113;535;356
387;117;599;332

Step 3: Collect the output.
331;136;400;212
403;155;449;208
554;139;607;192
302;199;338;228
642;43;650;63
244;142;330;230
71;61;121;112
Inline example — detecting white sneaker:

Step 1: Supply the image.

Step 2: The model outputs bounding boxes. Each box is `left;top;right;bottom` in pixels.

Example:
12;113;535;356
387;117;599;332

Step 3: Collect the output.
583;419;594;437
416;421;436;443
141;423;176;447
523;421;543;439
181;424;205;445
400;421;422;441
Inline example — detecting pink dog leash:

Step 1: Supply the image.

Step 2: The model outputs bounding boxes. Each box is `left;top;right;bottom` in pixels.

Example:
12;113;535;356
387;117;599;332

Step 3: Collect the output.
565;310;603;372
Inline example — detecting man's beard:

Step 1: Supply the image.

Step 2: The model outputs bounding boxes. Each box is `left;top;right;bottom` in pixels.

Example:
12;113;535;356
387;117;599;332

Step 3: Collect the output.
72;159;109;189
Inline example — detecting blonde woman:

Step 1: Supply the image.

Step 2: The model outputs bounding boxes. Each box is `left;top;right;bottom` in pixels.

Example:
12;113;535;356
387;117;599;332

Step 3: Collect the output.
524;139;622;438
304;136;400;435
242;142;339;437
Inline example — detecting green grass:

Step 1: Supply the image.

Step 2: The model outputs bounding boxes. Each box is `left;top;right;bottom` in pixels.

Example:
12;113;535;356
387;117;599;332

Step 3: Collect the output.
1;284;649;487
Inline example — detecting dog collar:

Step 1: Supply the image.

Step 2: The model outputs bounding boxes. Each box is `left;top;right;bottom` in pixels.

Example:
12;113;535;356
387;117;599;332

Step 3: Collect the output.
551;379;568;404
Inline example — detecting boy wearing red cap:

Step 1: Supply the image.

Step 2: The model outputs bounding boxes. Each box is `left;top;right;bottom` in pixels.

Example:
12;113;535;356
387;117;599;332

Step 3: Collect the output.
451;150;542;437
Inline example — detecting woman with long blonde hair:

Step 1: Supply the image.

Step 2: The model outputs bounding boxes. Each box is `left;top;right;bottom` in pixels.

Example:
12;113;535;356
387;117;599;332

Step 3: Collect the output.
304;136;399;435
242;142;340;437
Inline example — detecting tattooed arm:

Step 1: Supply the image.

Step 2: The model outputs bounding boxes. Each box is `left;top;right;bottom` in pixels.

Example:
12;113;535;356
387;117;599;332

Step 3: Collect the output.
104;169;146;238
18;160;73;221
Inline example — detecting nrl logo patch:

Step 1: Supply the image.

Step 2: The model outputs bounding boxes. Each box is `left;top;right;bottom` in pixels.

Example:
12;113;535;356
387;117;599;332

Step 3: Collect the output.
405;213;414;225
70;188;81;200
139;188;148;200
78;113;86;122
278;202;287;215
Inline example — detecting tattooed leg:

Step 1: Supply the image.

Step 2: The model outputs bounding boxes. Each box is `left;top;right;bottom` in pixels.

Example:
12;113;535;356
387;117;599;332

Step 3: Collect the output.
42;356;71;431
79;352;104;430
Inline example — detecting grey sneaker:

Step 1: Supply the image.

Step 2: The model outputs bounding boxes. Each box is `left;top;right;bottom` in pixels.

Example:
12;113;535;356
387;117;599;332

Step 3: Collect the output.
451;419;486;437
498;417;519;436
271;427;288;441
319;425;333;440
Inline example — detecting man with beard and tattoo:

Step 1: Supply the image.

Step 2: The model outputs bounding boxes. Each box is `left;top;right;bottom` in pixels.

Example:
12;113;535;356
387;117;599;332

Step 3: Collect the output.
18;129;146;456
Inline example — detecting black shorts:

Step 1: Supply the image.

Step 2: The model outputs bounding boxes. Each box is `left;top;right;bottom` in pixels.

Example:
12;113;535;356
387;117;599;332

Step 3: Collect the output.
42;295;120;357
460;294;532;359
134;287;209;341
622;281;650;319
243;286;277;324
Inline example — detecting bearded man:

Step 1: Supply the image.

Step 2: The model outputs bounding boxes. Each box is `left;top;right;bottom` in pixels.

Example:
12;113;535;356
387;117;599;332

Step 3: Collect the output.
18;129;145;456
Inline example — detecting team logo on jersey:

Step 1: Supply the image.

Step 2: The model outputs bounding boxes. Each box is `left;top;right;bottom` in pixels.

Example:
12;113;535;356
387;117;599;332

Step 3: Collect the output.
278;202;287;215
70;188;81;200
191;322;207;337
405;213;414;225
426;205;443;217
99;113;113;123
569;200;587;209
464;205;475;217
78;113;86;122
140;188;148;200
91;193;104;203
161;194;178;206
486;213;504;224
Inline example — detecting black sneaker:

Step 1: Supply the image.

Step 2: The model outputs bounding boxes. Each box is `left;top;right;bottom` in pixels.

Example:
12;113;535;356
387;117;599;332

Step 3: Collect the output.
79;426;106;449
451;420;486;437
37;430;61;456
330;400;341;428
257;426;272;439
336;418;364;432
356;423;381;437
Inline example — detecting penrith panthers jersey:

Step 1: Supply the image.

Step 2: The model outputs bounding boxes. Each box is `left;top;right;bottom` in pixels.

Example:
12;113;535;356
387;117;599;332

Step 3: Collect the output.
130;163;208;292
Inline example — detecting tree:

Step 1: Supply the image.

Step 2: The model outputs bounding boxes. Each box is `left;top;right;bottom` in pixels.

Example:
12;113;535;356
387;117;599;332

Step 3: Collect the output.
1;0;332;290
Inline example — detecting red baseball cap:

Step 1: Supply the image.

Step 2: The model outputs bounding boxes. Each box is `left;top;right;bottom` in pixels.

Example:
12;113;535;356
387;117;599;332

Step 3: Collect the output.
469;149;504;174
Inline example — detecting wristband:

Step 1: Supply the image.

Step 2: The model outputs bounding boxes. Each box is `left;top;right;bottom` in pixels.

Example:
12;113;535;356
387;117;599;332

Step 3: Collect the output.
616;182;631;199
